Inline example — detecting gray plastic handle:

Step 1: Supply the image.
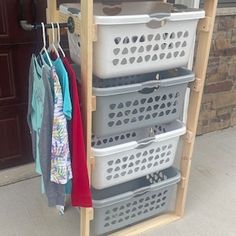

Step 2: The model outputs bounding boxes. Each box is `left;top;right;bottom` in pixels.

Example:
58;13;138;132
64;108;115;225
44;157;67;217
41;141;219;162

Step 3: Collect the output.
155;74;194;87
136;137;155;149
149;12;171;21
138;86;159;94
93;68;195;97
139;70;195;90
133;187;151;198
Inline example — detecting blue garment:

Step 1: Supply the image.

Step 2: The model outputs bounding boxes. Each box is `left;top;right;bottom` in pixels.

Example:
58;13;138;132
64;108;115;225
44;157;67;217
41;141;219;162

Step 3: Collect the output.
53;58;72;120
43;54;72;120
30;56;44;174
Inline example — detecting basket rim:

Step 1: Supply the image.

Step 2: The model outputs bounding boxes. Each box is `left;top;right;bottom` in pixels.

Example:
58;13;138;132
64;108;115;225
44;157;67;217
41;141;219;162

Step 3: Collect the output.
92;167;181;208
92;120;185;157
60;2;205;25
92;68;194;97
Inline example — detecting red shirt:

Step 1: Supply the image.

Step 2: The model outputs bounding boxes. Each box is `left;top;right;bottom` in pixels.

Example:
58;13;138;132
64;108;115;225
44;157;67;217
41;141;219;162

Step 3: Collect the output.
63;57;92;207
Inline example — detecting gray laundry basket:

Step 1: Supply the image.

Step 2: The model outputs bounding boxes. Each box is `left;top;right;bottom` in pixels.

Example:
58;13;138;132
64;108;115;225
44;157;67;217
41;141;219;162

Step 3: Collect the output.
92;167;180;235
93;68;194;137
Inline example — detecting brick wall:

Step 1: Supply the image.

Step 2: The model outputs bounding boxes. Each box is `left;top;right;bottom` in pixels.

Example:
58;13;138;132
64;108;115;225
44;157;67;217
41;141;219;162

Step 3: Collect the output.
197;14;236;135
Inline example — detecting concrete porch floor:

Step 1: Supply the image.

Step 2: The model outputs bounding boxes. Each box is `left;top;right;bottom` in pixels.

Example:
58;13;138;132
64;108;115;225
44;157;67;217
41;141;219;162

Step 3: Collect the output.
0;127;236;236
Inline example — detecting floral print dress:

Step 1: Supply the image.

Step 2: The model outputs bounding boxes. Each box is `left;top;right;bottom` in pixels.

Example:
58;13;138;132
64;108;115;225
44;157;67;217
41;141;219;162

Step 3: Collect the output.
50;67;72;184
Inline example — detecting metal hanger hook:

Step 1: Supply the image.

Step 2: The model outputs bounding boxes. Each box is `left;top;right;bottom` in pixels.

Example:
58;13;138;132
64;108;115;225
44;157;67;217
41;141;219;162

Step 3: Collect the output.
41;22;46;48
56;22;65;58
50;22;55;44
56;22;61;44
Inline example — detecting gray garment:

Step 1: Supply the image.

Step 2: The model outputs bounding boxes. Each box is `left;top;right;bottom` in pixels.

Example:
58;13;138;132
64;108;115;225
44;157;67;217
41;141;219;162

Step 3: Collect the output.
27;55;65;207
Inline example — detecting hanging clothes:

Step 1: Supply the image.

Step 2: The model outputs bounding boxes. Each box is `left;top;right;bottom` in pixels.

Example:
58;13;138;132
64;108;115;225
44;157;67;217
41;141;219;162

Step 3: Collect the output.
39;61;66;207
63;57;92;207
27;55;65;207
27;23;92;211
52;58;72;120
43;53;73;185
27;56;40;173
27;55;44;175
50;66;73;184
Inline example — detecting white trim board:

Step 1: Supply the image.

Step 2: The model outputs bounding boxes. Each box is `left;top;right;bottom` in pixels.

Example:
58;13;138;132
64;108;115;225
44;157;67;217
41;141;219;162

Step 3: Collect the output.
175;0;200;8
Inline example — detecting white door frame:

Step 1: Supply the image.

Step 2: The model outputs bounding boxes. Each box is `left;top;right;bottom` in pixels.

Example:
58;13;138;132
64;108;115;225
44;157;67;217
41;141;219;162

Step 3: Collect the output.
175;0;200;8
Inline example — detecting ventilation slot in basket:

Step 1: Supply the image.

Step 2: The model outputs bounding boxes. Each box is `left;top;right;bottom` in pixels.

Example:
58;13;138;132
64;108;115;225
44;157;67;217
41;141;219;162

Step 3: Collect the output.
111;30;190;67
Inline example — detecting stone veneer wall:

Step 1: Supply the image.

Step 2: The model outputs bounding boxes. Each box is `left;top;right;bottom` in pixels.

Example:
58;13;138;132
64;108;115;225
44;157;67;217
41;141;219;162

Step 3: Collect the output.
197;13;236;135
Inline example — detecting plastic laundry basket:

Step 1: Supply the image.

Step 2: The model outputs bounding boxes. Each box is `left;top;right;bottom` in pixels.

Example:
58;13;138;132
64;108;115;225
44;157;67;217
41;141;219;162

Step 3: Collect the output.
92;167;180;235
92;68;194;137
60;2;204;78
92;120;185;189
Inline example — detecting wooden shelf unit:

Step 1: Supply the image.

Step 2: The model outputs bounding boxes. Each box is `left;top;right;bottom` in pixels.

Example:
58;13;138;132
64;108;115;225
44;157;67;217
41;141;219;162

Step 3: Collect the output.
46;0;218;235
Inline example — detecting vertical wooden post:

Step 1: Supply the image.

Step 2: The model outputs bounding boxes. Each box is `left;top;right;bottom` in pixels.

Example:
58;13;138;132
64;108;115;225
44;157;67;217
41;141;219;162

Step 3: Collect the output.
80;0;94;235
46;0;218;235
175;0;218;217
46;0;57;44
46;1;93;235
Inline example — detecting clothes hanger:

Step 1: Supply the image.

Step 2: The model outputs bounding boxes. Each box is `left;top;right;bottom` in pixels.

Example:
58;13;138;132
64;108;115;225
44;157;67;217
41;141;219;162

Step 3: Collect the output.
56;22;66;58
40;22;53;67
48;22;60;58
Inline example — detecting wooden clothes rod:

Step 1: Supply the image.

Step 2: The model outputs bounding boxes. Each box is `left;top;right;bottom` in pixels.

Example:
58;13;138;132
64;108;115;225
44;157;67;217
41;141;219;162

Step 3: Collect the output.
34;22;68;30
20;18;75;33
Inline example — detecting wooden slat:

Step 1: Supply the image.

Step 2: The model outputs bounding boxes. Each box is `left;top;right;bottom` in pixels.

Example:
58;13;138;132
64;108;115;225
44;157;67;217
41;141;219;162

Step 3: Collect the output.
198;16;212;32
110;214;180;236
58;12;81;35
46;0;218;235
79;0;94;235
58;11;97;41
92;96;96;112
80;0;93;180
191;77;203;92
80;208;93;235
183;130;194;144
46;0;57;44
175;0;218;217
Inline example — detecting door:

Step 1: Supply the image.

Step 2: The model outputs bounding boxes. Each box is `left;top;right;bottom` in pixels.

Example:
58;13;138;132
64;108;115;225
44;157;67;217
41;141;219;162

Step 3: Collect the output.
0;0;76;170
0;0;46;169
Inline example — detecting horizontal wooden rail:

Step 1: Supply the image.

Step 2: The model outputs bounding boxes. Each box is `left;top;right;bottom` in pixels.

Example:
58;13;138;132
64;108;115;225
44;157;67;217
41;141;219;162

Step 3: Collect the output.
56;11;97;41
109;213;180;236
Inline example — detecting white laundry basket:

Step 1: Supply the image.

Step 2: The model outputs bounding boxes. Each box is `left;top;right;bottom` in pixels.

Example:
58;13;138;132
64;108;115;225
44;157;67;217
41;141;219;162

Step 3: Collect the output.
60;2;204;78
92;120;185;189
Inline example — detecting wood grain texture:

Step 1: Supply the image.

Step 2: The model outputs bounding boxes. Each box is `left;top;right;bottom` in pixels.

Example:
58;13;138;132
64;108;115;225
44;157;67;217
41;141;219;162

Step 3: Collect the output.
175;0;218;217
79;0;94;235
110;214;180;236
46;0;57;44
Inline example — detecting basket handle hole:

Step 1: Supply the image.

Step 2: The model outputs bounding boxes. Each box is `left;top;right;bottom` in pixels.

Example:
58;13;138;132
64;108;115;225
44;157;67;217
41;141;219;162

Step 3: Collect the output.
103;7;122;16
